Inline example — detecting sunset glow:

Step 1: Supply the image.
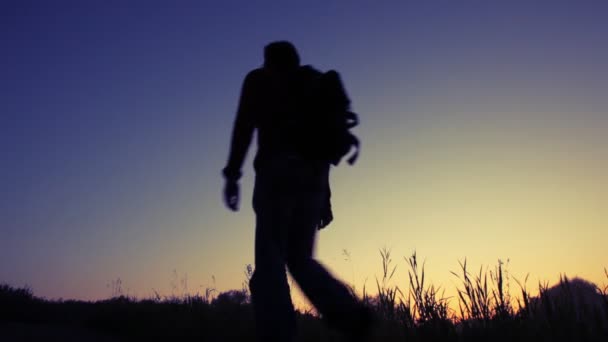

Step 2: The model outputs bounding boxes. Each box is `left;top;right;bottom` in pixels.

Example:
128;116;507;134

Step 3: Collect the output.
2;1;607;310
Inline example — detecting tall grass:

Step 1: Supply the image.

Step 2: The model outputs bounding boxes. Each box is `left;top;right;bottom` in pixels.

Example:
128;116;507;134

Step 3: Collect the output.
1;251;607;341
450;259;516;322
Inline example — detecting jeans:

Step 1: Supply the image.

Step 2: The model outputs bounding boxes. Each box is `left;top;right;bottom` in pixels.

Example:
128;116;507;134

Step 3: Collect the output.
249;156;361;341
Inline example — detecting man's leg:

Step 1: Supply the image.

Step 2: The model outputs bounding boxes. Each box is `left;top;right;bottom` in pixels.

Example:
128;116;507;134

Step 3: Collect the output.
285;170;370;336
249;170;296;342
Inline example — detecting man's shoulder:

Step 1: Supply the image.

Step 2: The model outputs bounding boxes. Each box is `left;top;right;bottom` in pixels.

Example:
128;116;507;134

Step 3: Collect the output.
299;65;322;77
244;68;267;81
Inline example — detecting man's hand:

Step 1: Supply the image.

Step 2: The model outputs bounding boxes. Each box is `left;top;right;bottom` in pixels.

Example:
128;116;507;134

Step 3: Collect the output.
223;179;240;211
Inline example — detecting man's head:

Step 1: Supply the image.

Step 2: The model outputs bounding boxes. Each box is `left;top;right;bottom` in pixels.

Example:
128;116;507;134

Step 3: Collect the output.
264;41;300;70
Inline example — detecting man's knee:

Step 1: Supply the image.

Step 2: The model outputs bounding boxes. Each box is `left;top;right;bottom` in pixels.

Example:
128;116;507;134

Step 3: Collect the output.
286;254;311;277
249;270;261;297
249;269;271;296
249;266;288;296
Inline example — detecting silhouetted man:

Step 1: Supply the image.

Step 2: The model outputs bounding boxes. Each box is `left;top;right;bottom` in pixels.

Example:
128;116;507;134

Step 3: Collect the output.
222;41;370;341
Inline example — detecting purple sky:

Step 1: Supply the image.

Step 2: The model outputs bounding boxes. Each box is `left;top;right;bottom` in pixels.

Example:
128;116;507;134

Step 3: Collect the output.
1;1;607;301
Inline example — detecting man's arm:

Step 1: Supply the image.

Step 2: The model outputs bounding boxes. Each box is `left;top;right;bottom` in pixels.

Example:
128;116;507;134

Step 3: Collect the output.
222;71;257;181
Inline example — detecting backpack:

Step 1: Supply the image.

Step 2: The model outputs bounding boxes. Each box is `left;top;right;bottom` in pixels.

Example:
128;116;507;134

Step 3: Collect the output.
295;66;360;166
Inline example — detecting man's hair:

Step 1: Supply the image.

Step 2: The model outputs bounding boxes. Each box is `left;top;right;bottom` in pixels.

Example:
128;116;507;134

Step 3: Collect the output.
264;41;300;70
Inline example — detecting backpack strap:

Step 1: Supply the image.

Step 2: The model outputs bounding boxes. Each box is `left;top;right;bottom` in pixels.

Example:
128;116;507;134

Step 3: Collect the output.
345;111;359;165
345;111;358;129
347;135;360;165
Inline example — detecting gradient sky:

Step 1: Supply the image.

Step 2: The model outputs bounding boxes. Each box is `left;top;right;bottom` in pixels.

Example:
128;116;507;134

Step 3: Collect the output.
2;1;607;307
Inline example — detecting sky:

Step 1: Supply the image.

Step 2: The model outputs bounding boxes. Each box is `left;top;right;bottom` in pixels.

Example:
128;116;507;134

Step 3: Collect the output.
1;1;607;307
